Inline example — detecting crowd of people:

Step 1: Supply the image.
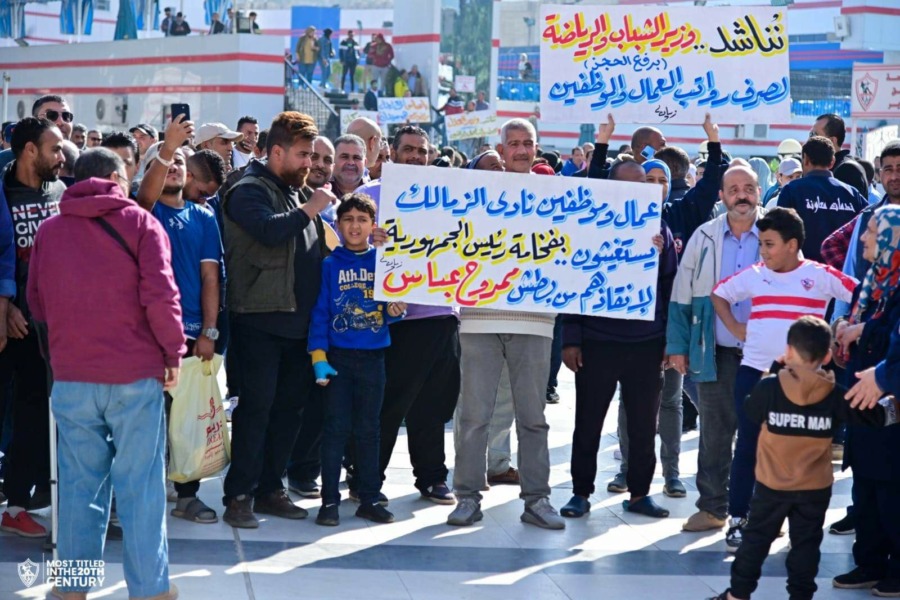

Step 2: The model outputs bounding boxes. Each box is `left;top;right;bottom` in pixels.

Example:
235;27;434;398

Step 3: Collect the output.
0;93;897;600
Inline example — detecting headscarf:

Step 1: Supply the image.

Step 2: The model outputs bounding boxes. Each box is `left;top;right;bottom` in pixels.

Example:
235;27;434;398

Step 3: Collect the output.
748;157;773;198
642;158;671;203
850;205;900;323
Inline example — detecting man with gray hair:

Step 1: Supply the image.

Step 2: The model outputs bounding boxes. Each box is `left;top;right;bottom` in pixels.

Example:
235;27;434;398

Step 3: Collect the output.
330;134;368;197
346;117;382;170
27;147;184;600
449;117;565;530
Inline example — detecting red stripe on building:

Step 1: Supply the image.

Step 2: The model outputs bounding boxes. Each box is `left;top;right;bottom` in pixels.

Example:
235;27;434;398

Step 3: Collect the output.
26;10;118;25
0;53;284;71
841;6;900;15
391;34;441;44
749;310;822;321
751;296;828;309
8;84;284;96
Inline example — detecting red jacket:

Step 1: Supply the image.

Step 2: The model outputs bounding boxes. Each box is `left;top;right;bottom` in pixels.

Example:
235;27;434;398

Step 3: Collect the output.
27;178;186;384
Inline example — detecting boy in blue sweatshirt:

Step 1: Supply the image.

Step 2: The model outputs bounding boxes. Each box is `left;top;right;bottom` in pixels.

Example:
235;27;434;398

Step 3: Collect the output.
308;193;406;526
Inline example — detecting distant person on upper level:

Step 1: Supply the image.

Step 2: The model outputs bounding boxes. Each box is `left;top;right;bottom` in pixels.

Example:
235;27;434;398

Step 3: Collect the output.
209;12;226;35
169;12;191;36
160;6;173;36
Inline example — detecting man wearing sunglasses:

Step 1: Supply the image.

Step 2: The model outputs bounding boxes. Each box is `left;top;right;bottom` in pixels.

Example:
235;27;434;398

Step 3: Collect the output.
0;95;74;175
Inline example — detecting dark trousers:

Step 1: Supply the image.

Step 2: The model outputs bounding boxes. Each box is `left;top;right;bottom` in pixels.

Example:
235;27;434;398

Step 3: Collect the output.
0;333;50;507
570;338;664;498
219;309;239;398
375;316;460;490
547;315;562;392
341;61;357;91
730;483;831;600
286;385;324;483
729;365;764;518
321;348;385;506
222;322;315;502
853;476;900;579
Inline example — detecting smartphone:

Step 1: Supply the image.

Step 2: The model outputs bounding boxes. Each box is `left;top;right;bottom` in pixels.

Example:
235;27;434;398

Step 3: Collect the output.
170;103;191;122
640;144;655;161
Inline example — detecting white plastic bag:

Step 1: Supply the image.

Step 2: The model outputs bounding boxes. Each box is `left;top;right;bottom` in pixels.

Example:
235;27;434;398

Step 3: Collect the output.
168;355;230;483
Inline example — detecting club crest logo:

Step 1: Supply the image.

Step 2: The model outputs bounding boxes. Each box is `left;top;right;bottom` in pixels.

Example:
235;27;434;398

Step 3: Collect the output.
855;74;877;112
18;559;39;588
801;278;814;291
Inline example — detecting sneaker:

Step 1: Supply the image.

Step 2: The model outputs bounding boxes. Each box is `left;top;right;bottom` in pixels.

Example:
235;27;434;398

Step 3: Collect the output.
829;513;855;535
420;483;455;505
607;472;628;493
560;495;590;518
1;510;47;538
223;495;259;529
683;510;726;532
832;567;882;589
487;467;520;485
356;502;395;523
288;479;321;499
447;497;483;526
315;504;340;527
254;490;308;520
224;396;238;422
872;579;900;597
521;498;565;530
663;478;687;498
725;517;746;553
831;443;844;462
546;389;560;404
348;489;389;506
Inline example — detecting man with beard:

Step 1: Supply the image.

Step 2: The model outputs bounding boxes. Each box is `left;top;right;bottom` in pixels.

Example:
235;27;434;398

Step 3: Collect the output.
668;166;765;535
0;95;74;173
136;117;224;525
231;116;259;171
70;124;87;149
0;117;65;537
195;123;243;172
329;134;367;197
221;111;337;529
352;125;460;506
286;135;334;500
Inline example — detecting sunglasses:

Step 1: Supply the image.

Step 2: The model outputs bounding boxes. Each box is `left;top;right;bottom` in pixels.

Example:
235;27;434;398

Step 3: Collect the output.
40;110;75;123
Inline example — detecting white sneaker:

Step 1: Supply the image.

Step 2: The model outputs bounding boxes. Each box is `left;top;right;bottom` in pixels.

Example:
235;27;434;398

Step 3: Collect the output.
521;498;565;530
225;396;239;422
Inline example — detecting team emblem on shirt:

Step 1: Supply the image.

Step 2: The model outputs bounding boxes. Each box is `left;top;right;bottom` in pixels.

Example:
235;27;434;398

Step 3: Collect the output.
801;278;814;291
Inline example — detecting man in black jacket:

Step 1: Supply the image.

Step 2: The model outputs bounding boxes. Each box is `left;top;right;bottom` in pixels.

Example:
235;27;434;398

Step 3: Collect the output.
812;113;866;196
220;111;337;529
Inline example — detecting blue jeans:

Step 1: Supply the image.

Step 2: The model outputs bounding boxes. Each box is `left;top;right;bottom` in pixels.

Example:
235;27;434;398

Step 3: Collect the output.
321;348;386;506
53;379;169;597
729;365;764;519
320;59;332;87
299;62;316;85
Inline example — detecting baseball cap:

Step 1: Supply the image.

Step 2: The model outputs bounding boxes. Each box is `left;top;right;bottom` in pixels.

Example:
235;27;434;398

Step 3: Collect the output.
777;157;802;176
129;123;158;139
194;123;243;146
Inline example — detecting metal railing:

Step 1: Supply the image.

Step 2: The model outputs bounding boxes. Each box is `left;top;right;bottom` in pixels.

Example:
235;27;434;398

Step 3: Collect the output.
284;58;340;139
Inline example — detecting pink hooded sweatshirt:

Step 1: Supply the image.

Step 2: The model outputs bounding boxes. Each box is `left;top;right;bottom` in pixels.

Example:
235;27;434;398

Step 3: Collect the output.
27;178;186;384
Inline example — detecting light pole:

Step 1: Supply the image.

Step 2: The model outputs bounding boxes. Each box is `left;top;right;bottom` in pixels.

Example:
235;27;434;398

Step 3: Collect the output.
2;72;10;123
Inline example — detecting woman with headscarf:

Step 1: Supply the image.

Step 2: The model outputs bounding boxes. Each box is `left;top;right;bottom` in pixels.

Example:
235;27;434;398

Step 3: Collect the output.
831;206;900;595
748;157;773;199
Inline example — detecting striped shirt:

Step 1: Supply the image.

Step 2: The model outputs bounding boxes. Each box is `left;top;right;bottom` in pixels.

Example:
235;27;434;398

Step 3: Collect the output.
713;260;857;371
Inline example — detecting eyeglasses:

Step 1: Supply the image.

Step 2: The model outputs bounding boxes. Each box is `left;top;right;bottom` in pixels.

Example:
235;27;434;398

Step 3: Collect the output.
39;110;75;123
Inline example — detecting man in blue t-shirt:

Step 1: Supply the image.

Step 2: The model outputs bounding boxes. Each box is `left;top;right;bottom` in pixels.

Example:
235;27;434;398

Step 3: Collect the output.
137;128;224;525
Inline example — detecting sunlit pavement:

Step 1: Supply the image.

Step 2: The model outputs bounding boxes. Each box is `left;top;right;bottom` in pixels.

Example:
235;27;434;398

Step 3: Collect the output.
1;368;866;599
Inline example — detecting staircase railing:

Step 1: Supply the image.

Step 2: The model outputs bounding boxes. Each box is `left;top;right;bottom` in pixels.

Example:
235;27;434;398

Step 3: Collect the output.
284;58;340;139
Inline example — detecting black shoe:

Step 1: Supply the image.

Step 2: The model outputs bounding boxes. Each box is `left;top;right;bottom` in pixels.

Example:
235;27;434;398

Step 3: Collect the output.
560;495;590;518
223;494;260;529
356;502;395;523
546;389;560;404
872;579;900;597
833;567;883;589
623;496;669;518
316;504;340;527
348;489;389;506
828;513;855;535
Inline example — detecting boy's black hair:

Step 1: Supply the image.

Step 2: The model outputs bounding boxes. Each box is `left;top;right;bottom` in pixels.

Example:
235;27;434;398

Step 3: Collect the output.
337;192;377;221
757;206;806;249
787;316;833;363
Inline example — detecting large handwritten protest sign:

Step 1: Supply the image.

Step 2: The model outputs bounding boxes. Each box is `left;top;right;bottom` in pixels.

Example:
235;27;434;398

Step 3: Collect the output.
375;164;662;320
540;5;790;124
851;64;900;119
446;111;499;142
378;97;431;124
340;109;380;133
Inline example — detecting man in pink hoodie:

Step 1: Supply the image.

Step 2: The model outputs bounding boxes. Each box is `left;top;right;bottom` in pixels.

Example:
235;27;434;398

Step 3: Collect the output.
27;147;185;600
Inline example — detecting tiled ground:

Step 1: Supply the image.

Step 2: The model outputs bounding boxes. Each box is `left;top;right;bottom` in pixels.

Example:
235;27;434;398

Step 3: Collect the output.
0;369;867;599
